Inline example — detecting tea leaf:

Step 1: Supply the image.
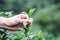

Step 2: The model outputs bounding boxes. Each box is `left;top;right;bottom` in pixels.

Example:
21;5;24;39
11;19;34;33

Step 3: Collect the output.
38;30;42;38
28;8;36;17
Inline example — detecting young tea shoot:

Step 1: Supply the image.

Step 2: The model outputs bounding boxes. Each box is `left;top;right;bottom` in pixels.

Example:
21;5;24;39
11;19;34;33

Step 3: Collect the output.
23;8;36;40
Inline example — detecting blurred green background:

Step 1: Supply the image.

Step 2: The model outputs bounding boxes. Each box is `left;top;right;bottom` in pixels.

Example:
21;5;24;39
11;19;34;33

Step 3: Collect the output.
0;0;60;40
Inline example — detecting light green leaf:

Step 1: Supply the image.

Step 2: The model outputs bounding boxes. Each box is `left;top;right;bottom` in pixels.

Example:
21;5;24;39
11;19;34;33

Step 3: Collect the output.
28;8;36;17
38;30;42;38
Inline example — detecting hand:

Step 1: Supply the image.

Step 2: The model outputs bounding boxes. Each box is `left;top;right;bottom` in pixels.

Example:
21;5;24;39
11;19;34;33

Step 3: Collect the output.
0;12;33;31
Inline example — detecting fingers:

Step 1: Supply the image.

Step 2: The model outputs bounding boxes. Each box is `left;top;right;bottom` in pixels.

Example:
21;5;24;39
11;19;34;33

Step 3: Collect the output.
16;12;29;23
15;12;33;25
26;18;33;27
19;17;33;27
16;17;33;28
28;18;33;24
19;12;29;19
19;18;33;27
17;18;28;23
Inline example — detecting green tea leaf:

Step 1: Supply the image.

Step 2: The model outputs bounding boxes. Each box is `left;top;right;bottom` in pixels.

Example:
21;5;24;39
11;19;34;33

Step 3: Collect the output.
38;30;42;38
28;8;36;17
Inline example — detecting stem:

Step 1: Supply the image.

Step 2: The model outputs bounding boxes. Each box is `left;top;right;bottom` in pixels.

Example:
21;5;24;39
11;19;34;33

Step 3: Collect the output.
24;23;29;40
24;27;29;40
23;22;29;40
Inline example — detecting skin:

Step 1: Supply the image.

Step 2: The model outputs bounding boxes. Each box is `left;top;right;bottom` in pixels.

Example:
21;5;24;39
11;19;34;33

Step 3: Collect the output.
0;12;33;31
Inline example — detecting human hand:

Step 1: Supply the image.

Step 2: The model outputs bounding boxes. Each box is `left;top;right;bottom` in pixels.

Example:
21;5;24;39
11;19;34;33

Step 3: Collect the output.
0;12;33;31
